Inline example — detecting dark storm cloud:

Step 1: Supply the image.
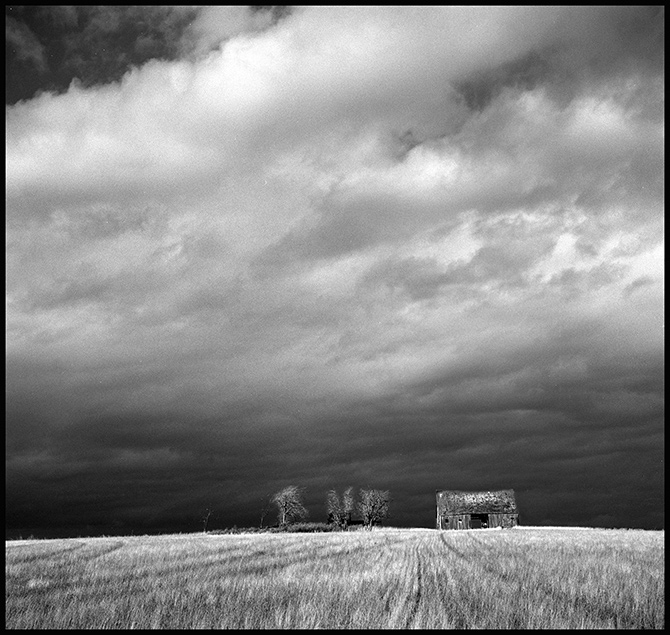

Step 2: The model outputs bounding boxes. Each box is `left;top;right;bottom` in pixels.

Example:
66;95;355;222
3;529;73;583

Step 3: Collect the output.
5;5;199;104
5;14;48;72
57;6;197;85
5;5;293;105
6;6;664;537
7;363;662;533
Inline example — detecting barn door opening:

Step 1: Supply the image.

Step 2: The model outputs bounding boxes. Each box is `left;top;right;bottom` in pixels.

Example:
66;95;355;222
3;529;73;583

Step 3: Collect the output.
470;513;488;529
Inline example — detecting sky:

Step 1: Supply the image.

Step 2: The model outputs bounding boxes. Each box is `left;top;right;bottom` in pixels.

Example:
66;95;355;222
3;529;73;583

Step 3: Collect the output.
5;6;665;538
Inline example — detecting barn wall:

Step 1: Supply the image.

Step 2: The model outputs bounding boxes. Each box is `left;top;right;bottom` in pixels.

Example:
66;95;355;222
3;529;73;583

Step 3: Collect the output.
439;513;473;530
487;513;518;528
438;511;519;530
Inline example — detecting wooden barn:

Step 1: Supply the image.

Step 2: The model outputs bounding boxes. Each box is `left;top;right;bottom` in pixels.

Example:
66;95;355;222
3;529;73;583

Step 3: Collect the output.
436;489;518;530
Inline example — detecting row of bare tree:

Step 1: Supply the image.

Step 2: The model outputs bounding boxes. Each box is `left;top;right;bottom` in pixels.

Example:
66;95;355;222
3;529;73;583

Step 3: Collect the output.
266;485;391;529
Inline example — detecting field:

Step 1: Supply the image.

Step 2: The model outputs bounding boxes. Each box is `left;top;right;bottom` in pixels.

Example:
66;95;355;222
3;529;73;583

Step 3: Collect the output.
5;527;664;629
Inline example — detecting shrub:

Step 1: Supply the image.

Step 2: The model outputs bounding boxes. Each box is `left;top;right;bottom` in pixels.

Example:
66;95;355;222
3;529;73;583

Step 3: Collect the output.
285;522;341;533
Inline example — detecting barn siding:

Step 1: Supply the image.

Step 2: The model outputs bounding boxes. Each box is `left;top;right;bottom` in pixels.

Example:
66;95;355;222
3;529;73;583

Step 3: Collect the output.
441;514;477;530
438;512;518;530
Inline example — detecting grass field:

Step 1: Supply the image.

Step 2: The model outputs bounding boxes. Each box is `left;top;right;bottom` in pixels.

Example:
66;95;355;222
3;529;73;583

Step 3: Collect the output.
5;527;664;629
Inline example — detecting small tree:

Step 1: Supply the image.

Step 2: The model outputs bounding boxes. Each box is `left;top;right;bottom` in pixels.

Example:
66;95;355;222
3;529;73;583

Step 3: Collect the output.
342;486;355;527
326;486;355;529
358;489;390;529
272;485;308;526
202;507;213;533
326;489;342;526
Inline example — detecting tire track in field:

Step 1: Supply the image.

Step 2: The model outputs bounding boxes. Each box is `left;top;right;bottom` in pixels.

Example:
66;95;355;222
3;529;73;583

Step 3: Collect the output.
456;533;519;585
440;531;532;598
402;541;424;628
205;537;391;577
76;540;126;561
437;530;540;627
5;541;88;565
7;540;128;595
433;532;475;628
437;531;475;563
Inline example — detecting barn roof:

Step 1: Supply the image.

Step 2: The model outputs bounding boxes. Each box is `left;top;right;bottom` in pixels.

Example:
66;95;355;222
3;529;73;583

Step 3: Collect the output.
436;489;517;514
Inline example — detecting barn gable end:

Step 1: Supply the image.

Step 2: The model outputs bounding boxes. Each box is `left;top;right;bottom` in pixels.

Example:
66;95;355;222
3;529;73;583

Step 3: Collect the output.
436;489;518;530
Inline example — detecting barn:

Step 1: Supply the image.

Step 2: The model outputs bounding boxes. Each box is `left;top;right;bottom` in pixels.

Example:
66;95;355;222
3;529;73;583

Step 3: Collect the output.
436;489;518;530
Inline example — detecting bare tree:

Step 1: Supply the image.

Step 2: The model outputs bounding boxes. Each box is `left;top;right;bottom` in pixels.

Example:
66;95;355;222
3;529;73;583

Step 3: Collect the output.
342;486;355;526
272;485;308;526
326;487;354;528
202;507;213;533
358;489;390;529
326;489;343;526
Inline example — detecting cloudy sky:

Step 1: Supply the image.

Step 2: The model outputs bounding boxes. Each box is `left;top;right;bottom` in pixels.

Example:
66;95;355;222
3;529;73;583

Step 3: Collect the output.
6;6;664;537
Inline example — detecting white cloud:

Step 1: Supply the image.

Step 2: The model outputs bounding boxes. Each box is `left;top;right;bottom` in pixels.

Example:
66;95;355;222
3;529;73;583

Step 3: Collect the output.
181;6;276;58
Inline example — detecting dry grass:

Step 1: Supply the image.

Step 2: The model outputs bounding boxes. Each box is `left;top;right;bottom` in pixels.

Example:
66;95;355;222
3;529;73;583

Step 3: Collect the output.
5;527;664;629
